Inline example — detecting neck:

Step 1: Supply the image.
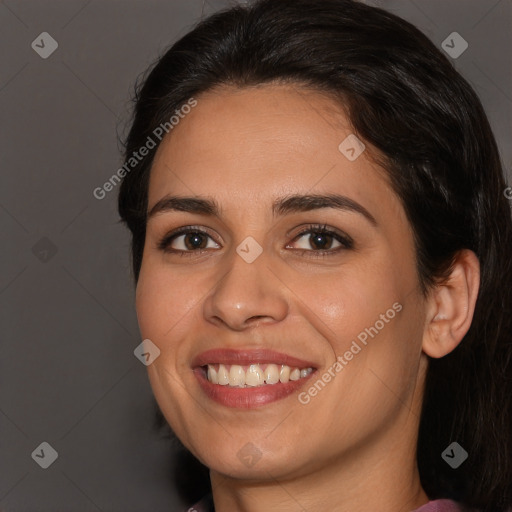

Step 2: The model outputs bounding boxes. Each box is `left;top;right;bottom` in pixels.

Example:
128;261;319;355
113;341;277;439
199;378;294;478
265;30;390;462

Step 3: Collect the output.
211;461;428;512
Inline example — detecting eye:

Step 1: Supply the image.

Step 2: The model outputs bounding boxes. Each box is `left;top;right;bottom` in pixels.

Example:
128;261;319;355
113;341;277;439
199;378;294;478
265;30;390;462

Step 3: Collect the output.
286;224;353;256
157;223;353;257
157;226;220;255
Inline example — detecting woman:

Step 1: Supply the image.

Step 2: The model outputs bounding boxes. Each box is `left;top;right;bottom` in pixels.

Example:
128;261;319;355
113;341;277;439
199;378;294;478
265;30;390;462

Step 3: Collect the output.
118;0;512;510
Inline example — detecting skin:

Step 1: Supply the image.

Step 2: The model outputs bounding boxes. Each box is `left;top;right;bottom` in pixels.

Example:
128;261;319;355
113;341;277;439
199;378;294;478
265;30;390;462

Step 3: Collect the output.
135;84;480;512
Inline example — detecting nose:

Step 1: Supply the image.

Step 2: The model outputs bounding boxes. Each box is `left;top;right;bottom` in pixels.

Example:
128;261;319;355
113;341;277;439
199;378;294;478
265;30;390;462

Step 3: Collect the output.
202;248;289;331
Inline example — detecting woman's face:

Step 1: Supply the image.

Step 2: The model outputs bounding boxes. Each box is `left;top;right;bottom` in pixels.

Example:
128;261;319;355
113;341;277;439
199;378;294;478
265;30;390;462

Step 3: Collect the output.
136;84;428;481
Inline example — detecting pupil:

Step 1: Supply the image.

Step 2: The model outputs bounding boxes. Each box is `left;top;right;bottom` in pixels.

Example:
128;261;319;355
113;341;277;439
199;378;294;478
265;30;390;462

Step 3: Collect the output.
312;232;330;250
186;233;206;250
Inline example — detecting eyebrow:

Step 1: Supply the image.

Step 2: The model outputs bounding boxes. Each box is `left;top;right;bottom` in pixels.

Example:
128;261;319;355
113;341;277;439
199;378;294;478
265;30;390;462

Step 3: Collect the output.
147;193;377;226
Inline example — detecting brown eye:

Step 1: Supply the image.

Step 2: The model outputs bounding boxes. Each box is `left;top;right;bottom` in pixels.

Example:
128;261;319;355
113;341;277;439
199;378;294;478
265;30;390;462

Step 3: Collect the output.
287;224;354;255
158;227;220;253
304;231;337;250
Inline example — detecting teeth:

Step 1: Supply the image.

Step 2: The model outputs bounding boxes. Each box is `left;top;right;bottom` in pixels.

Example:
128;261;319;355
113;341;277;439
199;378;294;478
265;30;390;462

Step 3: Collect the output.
290;368;301;381
207;365;218;384
264;364;280;384
229;365;245;387
279;365;290;383
205;363;313;387
246;364;264;386
217;364;229;385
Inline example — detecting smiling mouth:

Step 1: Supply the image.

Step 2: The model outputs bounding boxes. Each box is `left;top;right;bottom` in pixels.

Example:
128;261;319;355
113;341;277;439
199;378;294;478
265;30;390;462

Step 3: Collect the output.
202;363;314;388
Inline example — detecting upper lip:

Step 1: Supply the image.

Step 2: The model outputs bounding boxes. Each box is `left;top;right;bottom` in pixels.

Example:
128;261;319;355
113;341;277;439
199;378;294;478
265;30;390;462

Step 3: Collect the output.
192;348;317;369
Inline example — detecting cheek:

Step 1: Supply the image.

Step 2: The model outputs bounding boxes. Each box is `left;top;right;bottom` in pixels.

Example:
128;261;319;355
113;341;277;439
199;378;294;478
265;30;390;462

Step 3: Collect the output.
296;252;420;396
135;262;196;341
289;260;405;350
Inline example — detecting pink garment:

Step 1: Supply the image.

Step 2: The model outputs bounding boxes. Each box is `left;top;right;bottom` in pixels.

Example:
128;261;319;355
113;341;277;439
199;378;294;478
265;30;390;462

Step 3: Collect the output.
187;495;468;511
411;499;468;512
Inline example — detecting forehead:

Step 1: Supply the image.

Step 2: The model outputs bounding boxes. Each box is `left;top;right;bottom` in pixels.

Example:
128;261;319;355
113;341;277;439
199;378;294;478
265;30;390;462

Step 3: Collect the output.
147;84;396;218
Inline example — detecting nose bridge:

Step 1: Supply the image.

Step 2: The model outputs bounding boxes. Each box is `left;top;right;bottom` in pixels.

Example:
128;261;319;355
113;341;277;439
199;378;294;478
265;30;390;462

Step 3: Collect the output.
203;244;288;329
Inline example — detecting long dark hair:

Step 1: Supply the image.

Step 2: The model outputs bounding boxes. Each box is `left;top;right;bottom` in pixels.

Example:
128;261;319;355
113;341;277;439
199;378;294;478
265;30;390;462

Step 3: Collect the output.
118;0;512;509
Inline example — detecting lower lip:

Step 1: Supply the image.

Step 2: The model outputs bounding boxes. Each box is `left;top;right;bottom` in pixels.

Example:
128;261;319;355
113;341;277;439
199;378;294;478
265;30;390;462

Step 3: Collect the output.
193;367;316;409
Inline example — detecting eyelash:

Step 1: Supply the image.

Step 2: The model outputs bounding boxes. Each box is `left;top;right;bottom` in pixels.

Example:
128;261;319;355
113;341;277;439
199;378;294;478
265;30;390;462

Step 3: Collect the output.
157;223;354;258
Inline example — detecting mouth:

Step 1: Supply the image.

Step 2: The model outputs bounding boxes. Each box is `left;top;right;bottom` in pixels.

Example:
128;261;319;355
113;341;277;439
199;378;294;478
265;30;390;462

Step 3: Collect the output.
192;348;317;408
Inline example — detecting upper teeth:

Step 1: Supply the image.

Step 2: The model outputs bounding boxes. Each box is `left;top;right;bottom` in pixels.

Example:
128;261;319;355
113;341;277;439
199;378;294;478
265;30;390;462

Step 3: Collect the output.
206;363;313;387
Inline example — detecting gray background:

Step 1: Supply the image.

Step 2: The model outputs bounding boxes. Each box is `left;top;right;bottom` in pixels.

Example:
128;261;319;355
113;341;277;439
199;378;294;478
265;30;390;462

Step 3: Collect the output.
1;0;511;511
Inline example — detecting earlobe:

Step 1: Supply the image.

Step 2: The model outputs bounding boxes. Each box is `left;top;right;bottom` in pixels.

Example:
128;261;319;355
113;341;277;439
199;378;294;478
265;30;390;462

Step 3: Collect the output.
422;250;480;359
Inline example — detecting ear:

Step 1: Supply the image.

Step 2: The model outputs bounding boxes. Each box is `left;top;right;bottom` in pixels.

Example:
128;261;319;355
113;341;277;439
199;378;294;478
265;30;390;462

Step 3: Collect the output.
422;249;480;358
